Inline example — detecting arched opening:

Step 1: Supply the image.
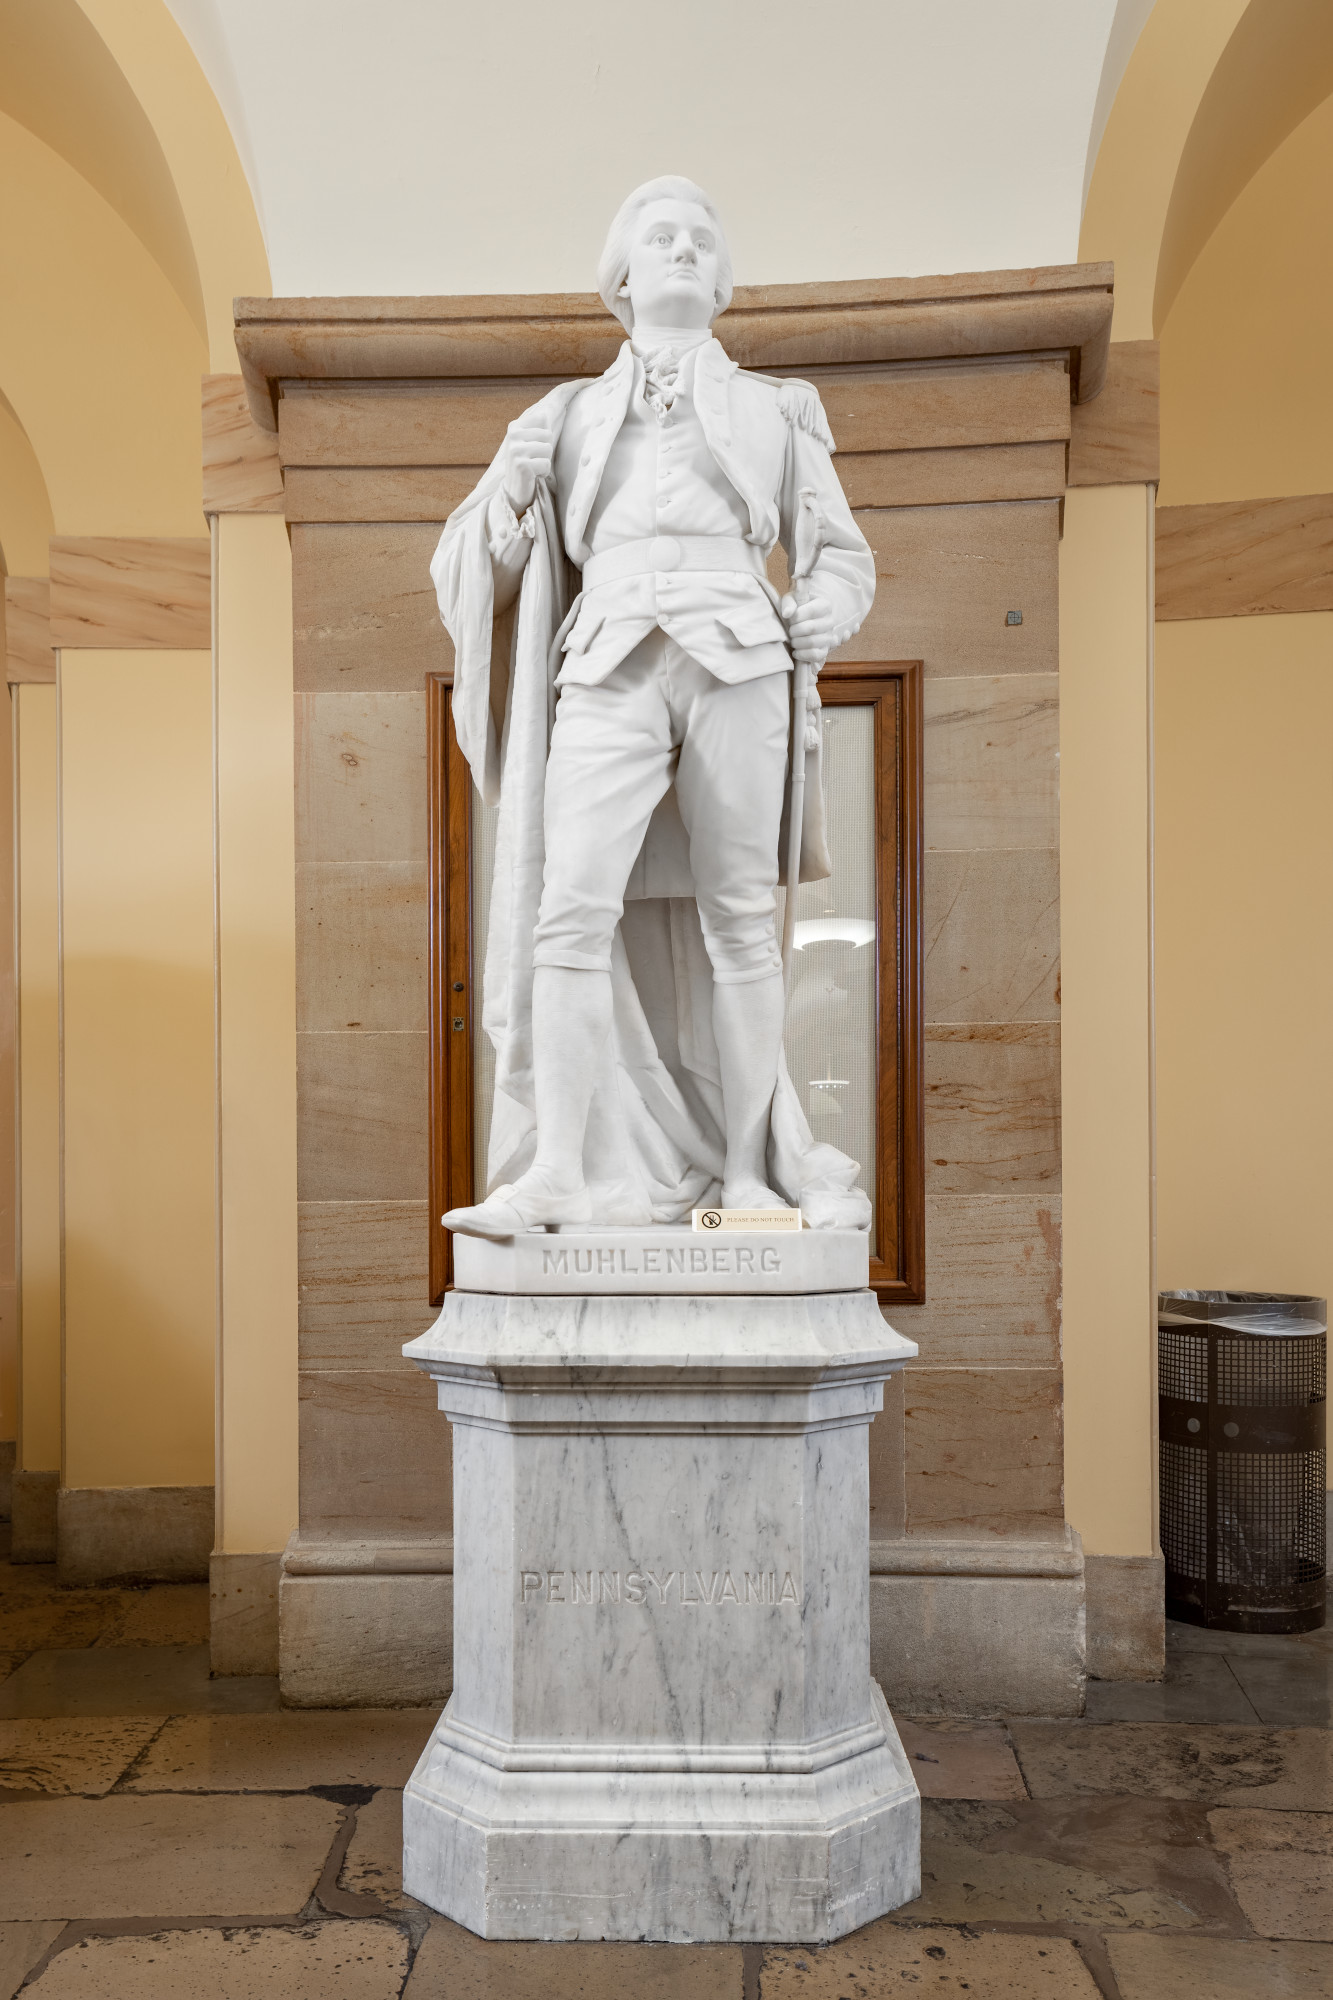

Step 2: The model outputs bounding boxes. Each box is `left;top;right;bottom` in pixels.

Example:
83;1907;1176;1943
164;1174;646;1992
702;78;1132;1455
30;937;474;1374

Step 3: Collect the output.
1080;0;1333;1605
0;1;277;1596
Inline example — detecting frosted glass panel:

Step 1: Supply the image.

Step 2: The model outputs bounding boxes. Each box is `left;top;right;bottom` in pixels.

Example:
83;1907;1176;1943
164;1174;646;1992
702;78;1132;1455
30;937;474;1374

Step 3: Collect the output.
471;790;499;1197
780;704;878;1253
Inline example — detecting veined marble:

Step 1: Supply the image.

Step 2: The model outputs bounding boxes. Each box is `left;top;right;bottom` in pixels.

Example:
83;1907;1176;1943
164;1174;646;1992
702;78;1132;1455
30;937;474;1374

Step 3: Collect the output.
452;1224;868;1296
435;176;878;1244
402;1291;920;1941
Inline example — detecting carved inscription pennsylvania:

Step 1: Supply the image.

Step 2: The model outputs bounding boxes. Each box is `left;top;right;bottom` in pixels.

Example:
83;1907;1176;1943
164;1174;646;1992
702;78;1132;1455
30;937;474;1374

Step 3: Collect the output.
520;1567;801;1607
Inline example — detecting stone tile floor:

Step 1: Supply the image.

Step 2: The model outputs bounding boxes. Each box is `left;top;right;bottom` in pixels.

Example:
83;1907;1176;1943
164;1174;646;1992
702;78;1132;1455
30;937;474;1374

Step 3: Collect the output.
0;1525;1329;1997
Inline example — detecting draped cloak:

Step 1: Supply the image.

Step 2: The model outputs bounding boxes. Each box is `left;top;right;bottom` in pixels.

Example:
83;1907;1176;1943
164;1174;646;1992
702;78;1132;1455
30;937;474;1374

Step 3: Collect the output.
431;345;874;1229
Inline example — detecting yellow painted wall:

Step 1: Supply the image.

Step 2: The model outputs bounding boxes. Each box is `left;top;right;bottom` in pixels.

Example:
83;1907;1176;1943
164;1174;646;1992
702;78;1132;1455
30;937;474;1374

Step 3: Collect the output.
0;0;207;343
1159;90;1333;506
0;111;205;536
1079;0;1333;1548
1155;614;1333;1312
73;0;271;368
1060;483;1157;1558
1080;0;1249;340
15;684;60;1474
0;0;272;1513
0;393;54;576
60;651;215;1489
215;514;298;1552
0;680;13;1443
1151;50;1333;1447
1151;3;1333;334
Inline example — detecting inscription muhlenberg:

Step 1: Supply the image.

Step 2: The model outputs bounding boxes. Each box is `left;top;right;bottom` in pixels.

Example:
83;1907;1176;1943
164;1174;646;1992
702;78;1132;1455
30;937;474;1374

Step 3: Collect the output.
541;1244;782;1278
520;1567;802;1607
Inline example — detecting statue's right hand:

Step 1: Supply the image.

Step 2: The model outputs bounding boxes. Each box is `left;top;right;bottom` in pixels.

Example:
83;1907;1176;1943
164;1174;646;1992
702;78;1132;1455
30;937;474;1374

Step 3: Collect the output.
502;410;555;516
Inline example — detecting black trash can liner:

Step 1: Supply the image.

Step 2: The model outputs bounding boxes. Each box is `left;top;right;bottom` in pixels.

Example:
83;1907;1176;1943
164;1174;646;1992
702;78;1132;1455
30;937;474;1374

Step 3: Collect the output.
1159;1291;1326;1634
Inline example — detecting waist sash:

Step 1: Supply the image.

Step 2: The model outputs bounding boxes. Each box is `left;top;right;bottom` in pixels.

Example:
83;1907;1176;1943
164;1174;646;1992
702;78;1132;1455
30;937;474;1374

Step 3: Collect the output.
581;535;766;591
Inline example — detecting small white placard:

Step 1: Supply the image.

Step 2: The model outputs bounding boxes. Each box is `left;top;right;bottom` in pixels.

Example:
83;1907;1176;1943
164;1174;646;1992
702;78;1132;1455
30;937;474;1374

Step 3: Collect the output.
691;1207;802;1233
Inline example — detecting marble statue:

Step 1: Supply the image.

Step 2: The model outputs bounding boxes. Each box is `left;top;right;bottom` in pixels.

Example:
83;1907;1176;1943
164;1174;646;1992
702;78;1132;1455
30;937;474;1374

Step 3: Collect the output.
407;180;920;1940
433;175;876;1240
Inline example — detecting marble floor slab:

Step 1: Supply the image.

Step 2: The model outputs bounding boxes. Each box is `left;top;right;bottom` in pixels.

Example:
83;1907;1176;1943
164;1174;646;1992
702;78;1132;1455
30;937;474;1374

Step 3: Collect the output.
898;1718;1027;1798
1209;1807;1333;1941
1;1533;1330;1990
0;1717;163;1796
1084;1647;1262;1723
0;1645;281;1718
1165;1614;1333;1656
1225;1648;1333;1727
757;1926;1102;1996
1088;1619;1333;1727
0;1793;342;1920
0;1923;66;1996
401;1923;743;1997
1010;1721;1333;1808
19;1923;412;1998
341;1787;408;1910
1106;1932;1333;1998
0;1572;208;1660
911;1794;1245;1930
124;1710;435;1792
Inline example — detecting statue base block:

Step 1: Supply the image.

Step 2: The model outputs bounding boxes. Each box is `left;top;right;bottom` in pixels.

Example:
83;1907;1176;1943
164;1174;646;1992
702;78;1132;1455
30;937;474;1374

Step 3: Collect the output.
451;1223;869;1295
401;1290;920;1942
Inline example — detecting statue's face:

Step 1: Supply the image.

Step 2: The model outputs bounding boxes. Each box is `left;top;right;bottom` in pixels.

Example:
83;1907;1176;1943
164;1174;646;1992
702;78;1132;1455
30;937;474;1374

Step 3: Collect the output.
623;199;721;331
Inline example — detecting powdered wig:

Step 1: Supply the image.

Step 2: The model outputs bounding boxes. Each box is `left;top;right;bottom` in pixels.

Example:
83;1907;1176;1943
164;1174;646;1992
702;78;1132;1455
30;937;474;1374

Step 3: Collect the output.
597;176;734;333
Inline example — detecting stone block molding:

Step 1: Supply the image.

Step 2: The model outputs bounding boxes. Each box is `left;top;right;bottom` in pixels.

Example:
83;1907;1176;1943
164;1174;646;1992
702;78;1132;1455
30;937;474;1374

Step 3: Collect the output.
239;266;1139;1710
234;264;1114;430
48;537;211;650
56;1485;214;1586
4;578;55;684
1156;491;1333;619
202;375;285;515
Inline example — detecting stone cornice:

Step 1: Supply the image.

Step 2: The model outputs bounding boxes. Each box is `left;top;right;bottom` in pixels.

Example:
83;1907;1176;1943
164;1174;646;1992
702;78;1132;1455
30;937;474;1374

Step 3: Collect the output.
234;261;1114;431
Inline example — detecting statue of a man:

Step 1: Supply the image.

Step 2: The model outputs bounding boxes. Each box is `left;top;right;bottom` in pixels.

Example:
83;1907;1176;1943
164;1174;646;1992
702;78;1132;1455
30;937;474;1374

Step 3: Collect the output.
436;175;876;1239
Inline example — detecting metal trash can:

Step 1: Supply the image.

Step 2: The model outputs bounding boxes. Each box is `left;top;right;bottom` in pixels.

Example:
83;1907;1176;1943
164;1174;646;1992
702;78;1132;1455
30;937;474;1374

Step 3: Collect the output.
1159;1291;1326;1633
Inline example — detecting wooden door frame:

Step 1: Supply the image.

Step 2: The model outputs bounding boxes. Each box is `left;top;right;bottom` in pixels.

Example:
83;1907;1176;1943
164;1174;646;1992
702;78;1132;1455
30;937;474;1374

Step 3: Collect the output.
427;659;924;1305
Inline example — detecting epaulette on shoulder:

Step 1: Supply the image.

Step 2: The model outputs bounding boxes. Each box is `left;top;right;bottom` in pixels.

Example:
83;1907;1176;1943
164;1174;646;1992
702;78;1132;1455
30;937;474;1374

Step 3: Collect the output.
769;376;836;453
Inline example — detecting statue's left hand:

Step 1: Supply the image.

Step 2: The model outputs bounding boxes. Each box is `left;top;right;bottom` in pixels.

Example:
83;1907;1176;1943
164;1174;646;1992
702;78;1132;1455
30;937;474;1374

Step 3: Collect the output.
781;591;834;670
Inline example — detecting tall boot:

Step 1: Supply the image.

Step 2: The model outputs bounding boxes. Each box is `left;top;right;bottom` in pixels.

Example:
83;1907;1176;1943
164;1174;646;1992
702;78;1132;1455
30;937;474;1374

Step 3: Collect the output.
443;965;610;1238
713;970;789;1209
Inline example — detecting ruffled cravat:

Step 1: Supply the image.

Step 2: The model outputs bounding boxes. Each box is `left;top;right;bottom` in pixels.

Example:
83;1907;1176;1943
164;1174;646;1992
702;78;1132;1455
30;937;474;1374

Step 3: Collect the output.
640;345;687;422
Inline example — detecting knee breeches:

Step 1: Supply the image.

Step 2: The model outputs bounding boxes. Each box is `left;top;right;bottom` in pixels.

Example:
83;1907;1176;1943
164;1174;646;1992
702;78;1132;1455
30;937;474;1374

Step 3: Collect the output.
533;631;789;986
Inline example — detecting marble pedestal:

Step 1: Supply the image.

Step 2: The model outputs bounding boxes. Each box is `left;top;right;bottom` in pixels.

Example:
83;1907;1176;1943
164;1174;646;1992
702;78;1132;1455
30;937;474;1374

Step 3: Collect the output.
401;1287;920;1941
